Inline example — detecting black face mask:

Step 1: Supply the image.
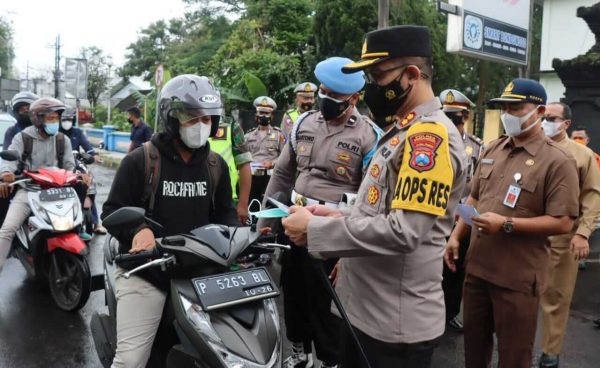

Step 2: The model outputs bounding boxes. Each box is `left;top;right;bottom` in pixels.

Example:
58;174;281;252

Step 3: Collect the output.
446;113;464;126
371;113;395;130
319;95;350;121
127;118;134;124
364;71;412;122
300;103;313;112
257;116;271;126
16;112;32;128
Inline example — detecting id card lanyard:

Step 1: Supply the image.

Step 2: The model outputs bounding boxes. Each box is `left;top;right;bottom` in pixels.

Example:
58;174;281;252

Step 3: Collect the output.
503;173;522;208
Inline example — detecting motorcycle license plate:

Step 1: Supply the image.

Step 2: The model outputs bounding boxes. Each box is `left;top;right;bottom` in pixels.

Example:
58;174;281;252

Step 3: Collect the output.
39;187;77;202
192;267;279;311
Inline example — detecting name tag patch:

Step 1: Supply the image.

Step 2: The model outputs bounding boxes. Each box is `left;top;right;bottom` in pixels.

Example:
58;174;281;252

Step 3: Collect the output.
391;122;454;216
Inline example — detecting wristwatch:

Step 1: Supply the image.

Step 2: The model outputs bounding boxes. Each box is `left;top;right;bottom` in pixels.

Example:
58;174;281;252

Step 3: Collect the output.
502;217;514;234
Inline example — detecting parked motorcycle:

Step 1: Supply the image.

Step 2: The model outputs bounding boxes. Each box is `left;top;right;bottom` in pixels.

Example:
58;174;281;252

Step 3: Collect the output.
74;150;96;236
0;150;92;312
91;206;288;368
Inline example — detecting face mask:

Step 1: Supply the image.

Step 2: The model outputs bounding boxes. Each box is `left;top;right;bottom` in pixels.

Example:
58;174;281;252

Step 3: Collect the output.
541;119;562;138
500;107;539;137
318;92;351;121
61;121;73;131
447;114;464;126
17;113;31;127
364;70;412;120
127;118;134;124
257;116;271;126
247;199;289;219
180;122;211;149
43;122;60;136
300;103;313;112
573;137;587;145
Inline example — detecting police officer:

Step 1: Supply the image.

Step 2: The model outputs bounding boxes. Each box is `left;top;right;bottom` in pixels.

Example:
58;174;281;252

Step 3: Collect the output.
439;88;483;332
260;57;380;368
245;96;286;203
209;114;253;224
538;102;600;368
445;79;580;368
283;26;466;368
280;82;317;137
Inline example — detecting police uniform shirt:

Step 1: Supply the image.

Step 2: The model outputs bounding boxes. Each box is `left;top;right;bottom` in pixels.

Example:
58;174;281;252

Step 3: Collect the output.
467;131;579;295
463;133;483;198
264;107;379;204
305;98;467;344
245;126;286;165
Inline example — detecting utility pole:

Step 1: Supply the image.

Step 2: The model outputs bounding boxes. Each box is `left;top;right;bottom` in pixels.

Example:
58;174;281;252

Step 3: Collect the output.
107;64;112;123
26;62;30;91
52;35;61;98
378;0;390;29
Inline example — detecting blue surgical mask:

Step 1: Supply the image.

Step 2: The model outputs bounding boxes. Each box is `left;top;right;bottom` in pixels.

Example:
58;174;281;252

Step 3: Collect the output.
248;199;289;219
44;122;60;136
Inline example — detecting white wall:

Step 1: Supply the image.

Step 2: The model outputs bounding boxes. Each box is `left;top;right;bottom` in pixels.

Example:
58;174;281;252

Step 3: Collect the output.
540;0;596;101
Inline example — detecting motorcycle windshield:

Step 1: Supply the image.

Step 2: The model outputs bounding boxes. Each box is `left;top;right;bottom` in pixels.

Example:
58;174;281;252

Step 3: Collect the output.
188;225;259;261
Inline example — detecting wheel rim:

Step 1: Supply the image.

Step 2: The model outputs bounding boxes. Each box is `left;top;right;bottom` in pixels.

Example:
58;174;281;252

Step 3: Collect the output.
49;251;90;311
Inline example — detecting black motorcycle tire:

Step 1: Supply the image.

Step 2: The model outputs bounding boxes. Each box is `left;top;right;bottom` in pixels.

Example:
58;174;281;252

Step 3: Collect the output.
48;249;92;312
83;208;94;236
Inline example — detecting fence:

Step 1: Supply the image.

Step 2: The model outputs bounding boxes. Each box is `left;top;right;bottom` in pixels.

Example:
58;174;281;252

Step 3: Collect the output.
83;126;131;153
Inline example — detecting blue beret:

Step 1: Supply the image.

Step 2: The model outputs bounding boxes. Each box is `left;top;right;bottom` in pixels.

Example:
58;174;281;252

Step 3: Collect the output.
314;57;365;95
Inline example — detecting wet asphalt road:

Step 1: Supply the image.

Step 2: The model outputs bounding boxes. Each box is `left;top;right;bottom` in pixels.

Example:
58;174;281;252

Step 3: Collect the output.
0;164;599;367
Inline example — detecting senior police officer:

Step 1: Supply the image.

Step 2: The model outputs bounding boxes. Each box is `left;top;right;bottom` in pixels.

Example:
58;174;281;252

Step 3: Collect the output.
439;88;483;332
260;57;381;368
445;79;580;368
537;102;600;368
282;26;467;368
245;96;286;203
280;82;318;137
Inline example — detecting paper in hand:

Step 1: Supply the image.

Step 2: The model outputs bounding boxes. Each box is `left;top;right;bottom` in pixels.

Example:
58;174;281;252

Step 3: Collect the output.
457;204;479;226
267;196;290;213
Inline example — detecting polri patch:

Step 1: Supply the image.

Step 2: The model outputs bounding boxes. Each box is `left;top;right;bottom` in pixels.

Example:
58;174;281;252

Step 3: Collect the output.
408;132;443;172
367;185;380;205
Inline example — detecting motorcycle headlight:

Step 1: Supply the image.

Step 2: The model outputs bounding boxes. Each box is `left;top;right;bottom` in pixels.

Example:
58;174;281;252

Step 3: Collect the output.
49;213;74;231
179;294;281;368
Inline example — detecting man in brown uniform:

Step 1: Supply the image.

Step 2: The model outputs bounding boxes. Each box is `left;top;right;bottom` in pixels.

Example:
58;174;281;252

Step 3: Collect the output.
260;56;380;368
445;78;580;368
245;96;286;203
537;102;600;368
282;26;466;368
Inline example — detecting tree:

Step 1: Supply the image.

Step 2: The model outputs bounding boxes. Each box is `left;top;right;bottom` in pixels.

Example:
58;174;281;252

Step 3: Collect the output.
80;46;112;118
0;17;14;79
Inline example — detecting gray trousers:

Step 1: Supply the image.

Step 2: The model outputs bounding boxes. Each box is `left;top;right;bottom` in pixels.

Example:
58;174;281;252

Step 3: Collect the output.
0;190;31;272
111;267;167;368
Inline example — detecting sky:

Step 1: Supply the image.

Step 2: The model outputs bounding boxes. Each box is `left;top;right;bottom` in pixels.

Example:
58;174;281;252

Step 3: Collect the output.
1;0;189;79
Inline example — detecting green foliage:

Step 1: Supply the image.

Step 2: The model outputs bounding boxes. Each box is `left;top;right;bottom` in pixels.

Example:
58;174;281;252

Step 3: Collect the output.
80;46;112;118
0;17;14;79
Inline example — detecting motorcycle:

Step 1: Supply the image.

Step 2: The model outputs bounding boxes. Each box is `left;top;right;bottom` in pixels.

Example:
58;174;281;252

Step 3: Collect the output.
91;206;288;368
0;150;92;312
74;150;96;236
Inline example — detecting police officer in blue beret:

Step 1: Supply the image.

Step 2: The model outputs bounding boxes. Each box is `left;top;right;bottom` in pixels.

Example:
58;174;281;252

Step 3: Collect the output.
259;57;382;368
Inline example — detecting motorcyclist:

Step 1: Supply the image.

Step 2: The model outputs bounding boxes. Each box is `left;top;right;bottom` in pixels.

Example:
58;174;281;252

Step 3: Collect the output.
60;106;106;235
101;74;237;368
0;97;79;274
3;91;39;149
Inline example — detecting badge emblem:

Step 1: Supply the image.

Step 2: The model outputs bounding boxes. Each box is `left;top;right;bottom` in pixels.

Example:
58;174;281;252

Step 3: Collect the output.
400;112;416;127
336;166;347;176
270;133;276;139
215;128;225;138
336;152;352;163
465;146;473;155
299;145;306;153
504;81;514;93
525;159;534;166
370;164;380;178
445;91;455;104
408;132;443;172
385;89;396;100
390;136;400;147
304;83;312;92
367;186;380;205
294;194;307;207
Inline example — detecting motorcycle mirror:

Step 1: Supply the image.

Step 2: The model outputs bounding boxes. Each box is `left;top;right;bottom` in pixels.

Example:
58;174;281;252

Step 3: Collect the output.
0;150;20;162
103;207;147;233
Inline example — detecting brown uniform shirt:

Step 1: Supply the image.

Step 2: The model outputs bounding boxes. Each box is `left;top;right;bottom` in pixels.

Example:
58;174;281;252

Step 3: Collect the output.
467;131;579;295
549;137;600;245
244;126;286;166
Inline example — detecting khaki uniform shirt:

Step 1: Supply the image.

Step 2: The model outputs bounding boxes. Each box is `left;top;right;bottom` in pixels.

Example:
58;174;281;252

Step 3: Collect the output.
306;98;467;344
467;131;580;295
548;136;600;246
244;126;286;167
262;107;379;206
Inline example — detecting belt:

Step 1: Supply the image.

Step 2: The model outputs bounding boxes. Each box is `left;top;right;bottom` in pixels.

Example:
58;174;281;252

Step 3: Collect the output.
251;163;273;176
292;190;339;208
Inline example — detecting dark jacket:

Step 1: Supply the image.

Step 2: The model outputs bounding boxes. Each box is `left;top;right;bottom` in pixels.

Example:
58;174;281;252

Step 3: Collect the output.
3;121;27;149
60;127;97;155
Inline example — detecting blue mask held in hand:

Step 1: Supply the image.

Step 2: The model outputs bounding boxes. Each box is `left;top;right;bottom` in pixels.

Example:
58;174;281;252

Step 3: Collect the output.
247;199;289;219
44;122;60;136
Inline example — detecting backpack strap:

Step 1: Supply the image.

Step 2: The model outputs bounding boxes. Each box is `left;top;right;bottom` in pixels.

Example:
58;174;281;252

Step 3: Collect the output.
142;142;161;217
55;132;65;169
207;151;221;214
20;133;34;173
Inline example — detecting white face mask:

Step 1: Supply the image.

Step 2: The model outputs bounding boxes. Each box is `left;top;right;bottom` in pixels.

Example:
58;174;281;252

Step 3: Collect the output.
501;107;539;137
541;119;563;138
180;122;211;149
61;121;73;131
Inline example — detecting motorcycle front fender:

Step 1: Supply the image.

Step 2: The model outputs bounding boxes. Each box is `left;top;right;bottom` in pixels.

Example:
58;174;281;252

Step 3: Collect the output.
47;233;87;255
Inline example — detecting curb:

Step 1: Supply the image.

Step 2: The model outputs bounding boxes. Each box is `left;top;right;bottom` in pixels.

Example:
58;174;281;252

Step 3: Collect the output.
98;153;123;169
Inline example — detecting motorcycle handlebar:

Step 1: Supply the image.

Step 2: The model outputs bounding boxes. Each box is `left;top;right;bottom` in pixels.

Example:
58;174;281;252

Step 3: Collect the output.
114;247;160;265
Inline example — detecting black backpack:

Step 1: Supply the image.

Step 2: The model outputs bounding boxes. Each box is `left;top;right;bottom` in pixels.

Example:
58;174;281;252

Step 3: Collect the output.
141;142;221;217
19;132;65;172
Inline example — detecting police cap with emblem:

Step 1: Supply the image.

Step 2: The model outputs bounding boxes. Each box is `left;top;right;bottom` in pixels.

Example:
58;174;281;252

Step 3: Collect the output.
440;89;474;112
253;96;277;113
342;25;432;73
293;82;318;97
315;57;365;95
488;78;547;105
